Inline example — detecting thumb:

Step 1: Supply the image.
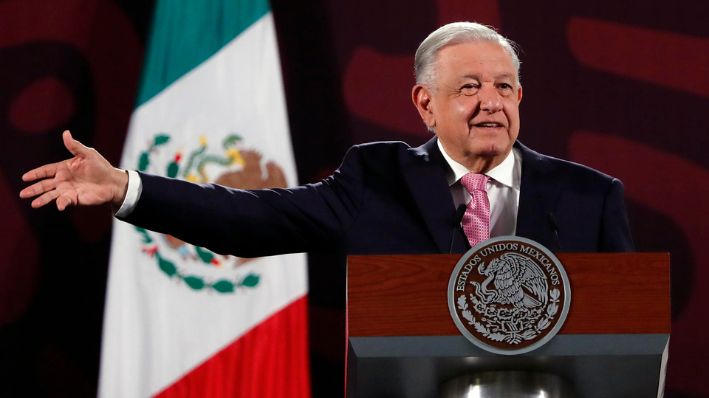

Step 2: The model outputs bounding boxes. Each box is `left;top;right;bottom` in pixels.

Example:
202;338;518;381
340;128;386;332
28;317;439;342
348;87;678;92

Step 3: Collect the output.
62;130;91;157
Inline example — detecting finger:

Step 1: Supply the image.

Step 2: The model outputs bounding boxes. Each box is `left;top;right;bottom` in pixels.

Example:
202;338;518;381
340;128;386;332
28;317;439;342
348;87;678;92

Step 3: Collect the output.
19;179;58;199
22;162;60;182
62;130;91;157
56;194;76;211
30;190;59;209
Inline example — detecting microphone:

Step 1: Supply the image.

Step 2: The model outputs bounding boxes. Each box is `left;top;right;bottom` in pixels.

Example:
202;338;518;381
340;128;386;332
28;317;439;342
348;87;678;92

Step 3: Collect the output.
449;204;467;253
547;212;561;252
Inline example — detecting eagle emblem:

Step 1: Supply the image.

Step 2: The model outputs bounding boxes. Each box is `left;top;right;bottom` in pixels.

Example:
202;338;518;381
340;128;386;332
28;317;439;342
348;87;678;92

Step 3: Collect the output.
448;237;571;355
132;133;288;294
473;252;548;309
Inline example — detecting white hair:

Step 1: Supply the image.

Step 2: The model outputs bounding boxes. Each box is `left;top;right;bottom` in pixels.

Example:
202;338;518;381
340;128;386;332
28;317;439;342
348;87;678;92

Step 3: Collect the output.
414;22;521;86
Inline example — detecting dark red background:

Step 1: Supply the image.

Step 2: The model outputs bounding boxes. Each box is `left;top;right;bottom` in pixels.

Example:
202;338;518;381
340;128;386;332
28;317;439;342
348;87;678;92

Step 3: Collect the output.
1;0;706;397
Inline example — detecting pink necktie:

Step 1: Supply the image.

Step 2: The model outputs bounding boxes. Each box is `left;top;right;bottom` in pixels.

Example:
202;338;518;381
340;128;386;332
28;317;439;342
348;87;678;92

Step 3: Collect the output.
460;173;490;247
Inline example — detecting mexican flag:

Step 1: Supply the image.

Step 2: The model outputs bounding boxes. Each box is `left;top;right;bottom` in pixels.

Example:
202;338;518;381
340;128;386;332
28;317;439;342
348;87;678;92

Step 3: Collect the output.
99;1;310;397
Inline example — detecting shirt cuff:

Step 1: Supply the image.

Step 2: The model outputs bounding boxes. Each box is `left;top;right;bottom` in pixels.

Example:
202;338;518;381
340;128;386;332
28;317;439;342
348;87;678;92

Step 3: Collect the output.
114;170;142;218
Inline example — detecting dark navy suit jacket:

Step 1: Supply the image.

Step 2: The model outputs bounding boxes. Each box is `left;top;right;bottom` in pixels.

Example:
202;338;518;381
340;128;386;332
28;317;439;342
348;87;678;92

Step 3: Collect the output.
125;138;634;256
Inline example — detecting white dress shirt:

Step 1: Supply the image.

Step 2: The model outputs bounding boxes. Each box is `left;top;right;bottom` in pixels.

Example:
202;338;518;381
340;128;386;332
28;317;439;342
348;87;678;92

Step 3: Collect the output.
437;139;522;236
114;169;142;218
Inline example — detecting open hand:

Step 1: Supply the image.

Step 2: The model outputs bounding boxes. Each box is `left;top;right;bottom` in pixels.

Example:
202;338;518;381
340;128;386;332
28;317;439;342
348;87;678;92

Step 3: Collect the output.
19;130;128;211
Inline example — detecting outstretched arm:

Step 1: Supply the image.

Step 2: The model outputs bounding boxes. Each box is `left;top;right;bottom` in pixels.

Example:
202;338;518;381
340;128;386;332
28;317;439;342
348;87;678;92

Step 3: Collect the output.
19;130;128;211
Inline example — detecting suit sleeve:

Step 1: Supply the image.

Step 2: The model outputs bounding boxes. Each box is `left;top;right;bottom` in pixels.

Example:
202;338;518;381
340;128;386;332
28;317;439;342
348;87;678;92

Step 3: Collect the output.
120;146;367;257
599;178;635;251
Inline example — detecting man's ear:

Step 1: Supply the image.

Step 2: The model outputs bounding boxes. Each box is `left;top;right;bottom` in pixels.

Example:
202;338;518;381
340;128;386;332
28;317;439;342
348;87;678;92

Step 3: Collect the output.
517;84;523;104
412;85;435;130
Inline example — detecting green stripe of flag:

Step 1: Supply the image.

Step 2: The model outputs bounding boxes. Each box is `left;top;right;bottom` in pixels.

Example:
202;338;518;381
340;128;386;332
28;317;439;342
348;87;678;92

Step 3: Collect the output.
136;0;270;106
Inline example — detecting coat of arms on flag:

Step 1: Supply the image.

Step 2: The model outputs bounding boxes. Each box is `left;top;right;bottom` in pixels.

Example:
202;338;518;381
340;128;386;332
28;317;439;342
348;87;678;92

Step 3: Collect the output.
133;132;295;294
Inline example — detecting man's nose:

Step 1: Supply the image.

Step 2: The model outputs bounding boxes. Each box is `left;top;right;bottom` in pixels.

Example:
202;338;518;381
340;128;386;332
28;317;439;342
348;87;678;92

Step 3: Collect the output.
479;86;502;113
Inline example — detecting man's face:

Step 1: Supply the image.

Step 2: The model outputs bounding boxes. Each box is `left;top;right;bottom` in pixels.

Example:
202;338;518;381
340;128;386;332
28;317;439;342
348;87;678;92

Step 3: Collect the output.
413;40;523;171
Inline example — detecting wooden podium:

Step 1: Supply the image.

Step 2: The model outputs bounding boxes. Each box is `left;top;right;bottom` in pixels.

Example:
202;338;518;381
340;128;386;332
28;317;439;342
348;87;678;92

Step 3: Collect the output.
346;253;670;397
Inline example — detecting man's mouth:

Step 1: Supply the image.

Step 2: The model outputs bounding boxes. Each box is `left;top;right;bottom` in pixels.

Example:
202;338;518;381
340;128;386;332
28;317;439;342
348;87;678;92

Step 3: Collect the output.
472;121;505;128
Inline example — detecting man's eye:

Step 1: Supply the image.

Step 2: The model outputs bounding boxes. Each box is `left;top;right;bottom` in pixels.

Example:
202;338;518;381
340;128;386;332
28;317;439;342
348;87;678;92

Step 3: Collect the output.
460;84;479;95
498;83;513;90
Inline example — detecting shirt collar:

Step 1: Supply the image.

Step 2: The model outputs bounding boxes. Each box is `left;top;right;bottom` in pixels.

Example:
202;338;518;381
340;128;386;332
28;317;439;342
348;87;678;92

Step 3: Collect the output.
437;139;520;190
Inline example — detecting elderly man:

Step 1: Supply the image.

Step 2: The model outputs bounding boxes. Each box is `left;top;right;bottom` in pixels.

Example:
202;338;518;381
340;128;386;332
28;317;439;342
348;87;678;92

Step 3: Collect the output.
20;22;633;254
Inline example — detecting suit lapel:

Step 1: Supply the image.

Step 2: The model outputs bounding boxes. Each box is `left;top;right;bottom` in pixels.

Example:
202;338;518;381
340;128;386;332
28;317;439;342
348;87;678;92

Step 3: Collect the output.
515;142;561;249
401;138;459;253
400;139;561;252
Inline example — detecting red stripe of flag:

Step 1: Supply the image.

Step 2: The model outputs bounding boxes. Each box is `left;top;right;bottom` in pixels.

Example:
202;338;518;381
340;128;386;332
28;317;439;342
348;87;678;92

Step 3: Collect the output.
155;296;311;398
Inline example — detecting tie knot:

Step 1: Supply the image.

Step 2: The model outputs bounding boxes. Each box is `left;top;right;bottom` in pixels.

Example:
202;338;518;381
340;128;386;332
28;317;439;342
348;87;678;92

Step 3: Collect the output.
461;173;489;193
